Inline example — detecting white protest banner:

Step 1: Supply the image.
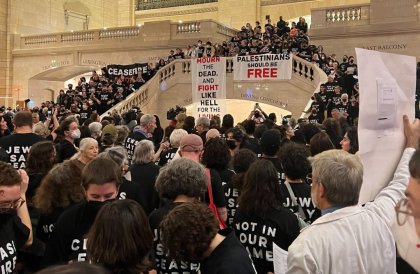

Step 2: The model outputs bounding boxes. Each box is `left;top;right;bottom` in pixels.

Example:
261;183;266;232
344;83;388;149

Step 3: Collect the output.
233;54;292;81
356;48;416;204
192;57;226;118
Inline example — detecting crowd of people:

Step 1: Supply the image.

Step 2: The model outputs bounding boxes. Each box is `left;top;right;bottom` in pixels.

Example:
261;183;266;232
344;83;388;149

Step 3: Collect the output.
0;97;419;273
3;15;419;274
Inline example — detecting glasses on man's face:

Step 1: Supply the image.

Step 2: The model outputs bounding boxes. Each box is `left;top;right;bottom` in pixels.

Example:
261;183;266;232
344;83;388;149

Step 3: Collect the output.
0;197;25;213
306;173;313;185
395;198;414;226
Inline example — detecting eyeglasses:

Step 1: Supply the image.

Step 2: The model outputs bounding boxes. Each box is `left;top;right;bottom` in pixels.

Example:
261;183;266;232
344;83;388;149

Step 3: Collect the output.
305;173;313;185
395;198;413;226
0;197;25;213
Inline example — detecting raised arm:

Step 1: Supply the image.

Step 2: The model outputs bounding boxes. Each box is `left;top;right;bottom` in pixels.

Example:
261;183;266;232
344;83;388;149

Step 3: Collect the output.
367;115;420;226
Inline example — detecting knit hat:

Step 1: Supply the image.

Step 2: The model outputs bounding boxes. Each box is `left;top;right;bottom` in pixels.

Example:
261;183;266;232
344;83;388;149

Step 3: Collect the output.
102;124;117;138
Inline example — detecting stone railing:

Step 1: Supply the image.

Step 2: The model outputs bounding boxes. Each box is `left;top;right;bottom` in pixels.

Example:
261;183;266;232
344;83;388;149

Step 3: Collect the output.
103;55;325;118
137;0;218;10
311;3;370;29
16;20;236;49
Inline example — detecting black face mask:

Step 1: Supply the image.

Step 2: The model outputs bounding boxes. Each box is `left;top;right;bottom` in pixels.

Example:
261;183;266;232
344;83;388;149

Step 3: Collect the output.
0;208;17;215
86;199;115;214
226;140;237;150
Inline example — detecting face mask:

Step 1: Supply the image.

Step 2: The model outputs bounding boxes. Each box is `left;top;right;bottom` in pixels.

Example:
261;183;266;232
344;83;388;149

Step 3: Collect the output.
70;128;81;139
0;208;17;215
392;216;420;272
226;139;237;150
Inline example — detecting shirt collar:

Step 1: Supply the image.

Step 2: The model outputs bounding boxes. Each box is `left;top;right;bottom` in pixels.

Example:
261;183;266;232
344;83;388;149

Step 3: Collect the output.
321;206;344;216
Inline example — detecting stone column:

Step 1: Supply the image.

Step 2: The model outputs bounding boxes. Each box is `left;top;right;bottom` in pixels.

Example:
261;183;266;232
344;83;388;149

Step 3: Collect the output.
0;0;12;107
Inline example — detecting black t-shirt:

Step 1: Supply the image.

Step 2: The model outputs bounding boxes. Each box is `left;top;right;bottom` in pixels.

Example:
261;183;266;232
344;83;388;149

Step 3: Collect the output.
0;213;30;274
42;201;105;266
204;169;227;208
197;46;205;58
223;181;240;227
336;103;349;116
201;229;257;274
78;109;91;125
0;133;44;169
158;147;178;167
56;139;77;163
149;202;201;274
130;162;161;215
249;46;260;55
36;207;65;244
308;113;322;124
238;46;250;56
117;175;141;200
324;81;338;93
280;182;321;224
259;157;286;183
204;46;213;57
233;208;300;274
124;131;148;162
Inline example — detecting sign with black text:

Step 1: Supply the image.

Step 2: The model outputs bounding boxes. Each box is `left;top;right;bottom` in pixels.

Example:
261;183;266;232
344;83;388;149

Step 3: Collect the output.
192;57;226;118
233;54;292;81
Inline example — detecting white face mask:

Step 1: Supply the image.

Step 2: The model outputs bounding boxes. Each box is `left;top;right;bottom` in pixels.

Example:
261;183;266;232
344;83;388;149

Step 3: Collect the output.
392;216;420;272
70;128;81;139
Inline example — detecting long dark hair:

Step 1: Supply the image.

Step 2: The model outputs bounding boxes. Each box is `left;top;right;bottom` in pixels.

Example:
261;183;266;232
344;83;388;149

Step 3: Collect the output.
238;159;283;215
26;141;56;175
87;199;153;274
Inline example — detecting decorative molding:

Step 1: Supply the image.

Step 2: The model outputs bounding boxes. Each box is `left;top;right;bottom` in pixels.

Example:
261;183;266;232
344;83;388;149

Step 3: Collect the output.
136;0;217;11
137;7;218;19
261;0;312;6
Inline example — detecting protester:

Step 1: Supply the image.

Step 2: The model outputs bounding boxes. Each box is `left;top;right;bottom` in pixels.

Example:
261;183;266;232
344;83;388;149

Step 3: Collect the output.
54;116;80;162
130;140;160;215
341;126;359;154
25;141;56;205
0;162;33;273
234;160;300;273
34;162;85;244
150;158;207;273
223;149;257;226
42;158;122;266
87;200;154;274
287;115;419;273
124;114;156;162
160;202;257;274
158;128;187;167
178;134;227;223
68;137;98;171
0;111;44;169
279;142;321;223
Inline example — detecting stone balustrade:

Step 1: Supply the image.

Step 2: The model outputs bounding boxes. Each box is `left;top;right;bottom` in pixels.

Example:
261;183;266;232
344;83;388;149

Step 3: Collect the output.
16;20;236;49
103;55;325;119
311;4;370;29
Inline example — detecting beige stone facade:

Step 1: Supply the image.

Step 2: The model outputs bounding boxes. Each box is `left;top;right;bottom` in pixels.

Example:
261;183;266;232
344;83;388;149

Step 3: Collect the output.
310;0;420;58
3;0;420;116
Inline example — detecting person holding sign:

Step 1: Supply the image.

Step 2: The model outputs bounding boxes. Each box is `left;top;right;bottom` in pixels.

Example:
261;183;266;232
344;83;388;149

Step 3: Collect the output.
287;115;420;274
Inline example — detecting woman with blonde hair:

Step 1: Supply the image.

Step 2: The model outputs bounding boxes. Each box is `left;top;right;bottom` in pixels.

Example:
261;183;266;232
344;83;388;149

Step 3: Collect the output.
68;137;98;172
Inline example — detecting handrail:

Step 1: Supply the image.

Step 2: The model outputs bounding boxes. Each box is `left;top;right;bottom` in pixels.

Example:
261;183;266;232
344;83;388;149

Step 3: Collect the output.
101;55;327;119
17;20;237;50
